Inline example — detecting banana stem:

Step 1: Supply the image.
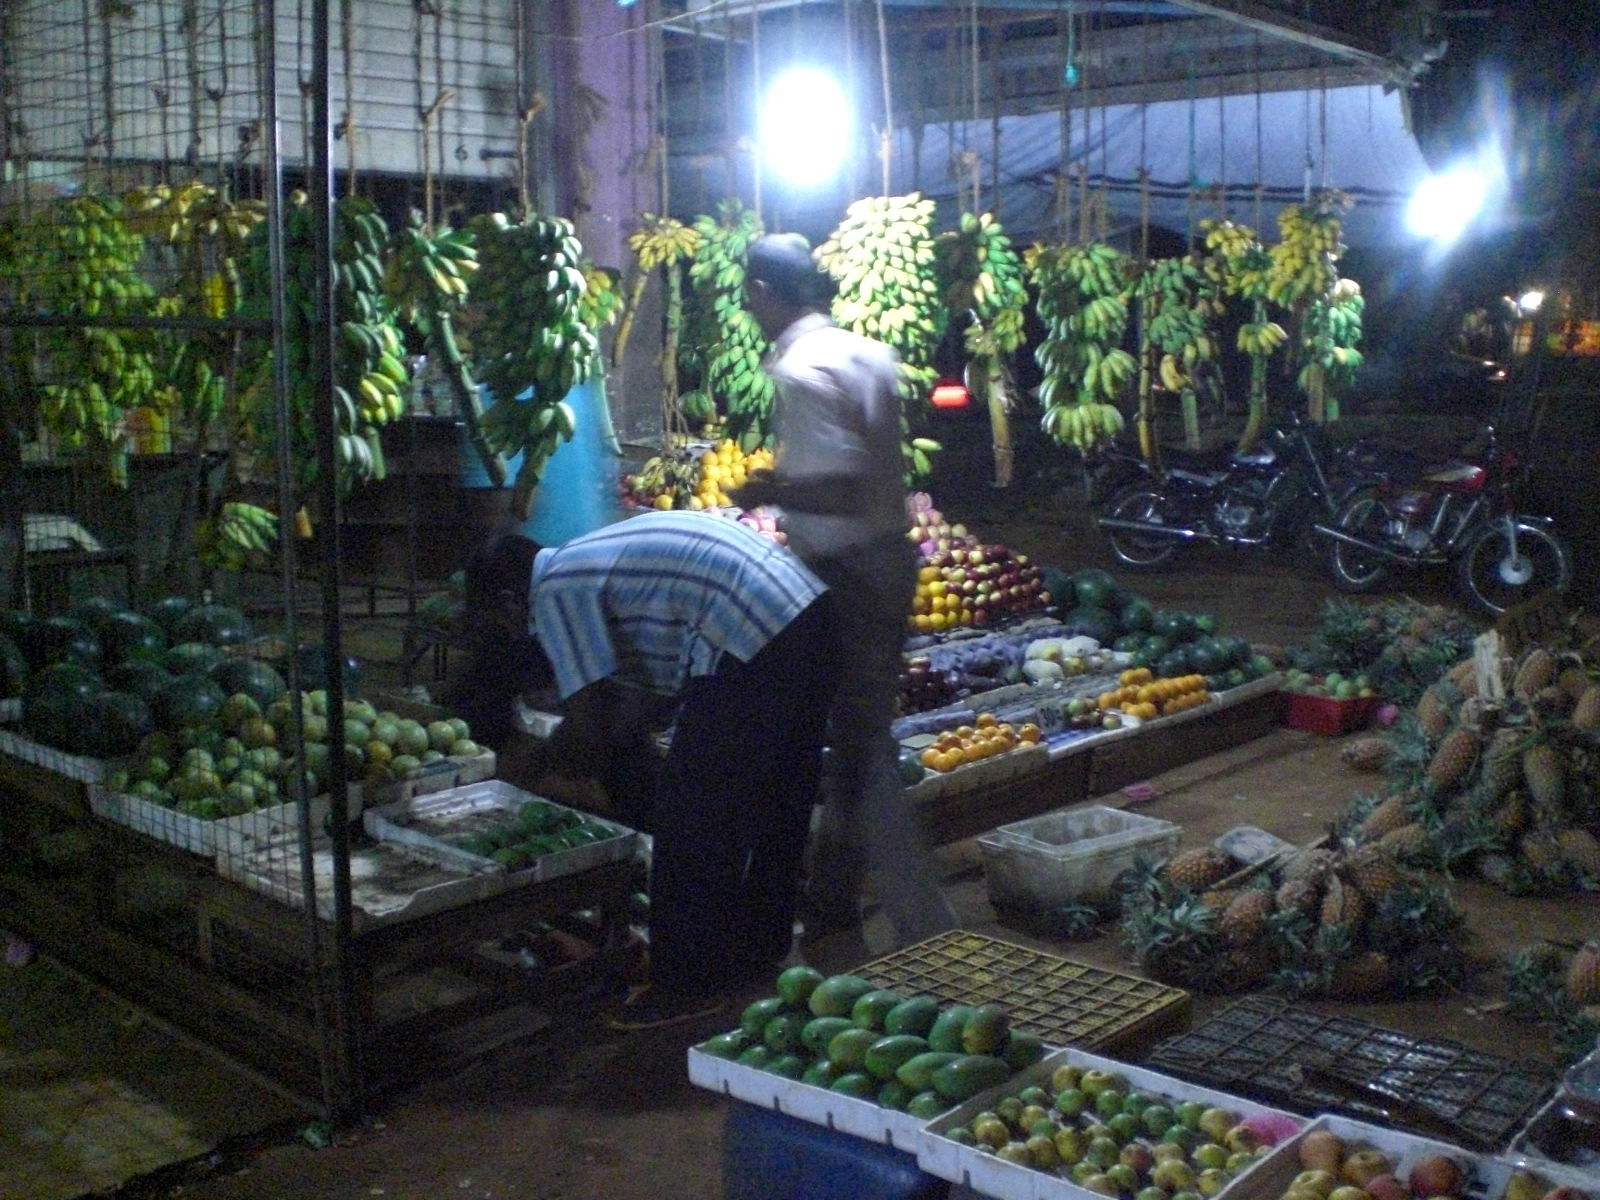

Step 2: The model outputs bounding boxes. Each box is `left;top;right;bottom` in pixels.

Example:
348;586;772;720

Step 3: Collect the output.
1181;388;1200;450
661;258;684;438
1136;275;1154;450
982;355;1013;488
432;316;506;487
1238;301;1270;454
612;270;651;371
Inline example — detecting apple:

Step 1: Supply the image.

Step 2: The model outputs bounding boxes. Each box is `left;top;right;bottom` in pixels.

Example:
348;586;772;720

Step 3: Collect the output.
1153;1143;1188;1164
1192;1143;1229;1171
1224;1124;1263;1153
1328;1187;1373;1200
1053;1126;1086;1164
1121;1143;1155;1174
1197;1168;1230;1197
1292;1170;1339;1197
1364;1175;1407;1200
1080;1068;1121;1096
1107;1165;1141;1194
1341;1150;1393;1188
1407;1155;1464;1199
1197;1108;1234;1143
1297;1130;1345;1173
1153;1160;1198;1192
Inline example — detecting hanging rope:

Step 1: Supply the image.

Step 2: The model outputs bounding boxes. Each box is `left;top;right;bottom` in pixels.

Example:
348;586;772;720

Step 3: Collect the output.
875;0;892;195
340;0;357;192
1253;34;1264;228
205;0;232;184
751;4;762;220
152;0;174;182
1318;66;1329;191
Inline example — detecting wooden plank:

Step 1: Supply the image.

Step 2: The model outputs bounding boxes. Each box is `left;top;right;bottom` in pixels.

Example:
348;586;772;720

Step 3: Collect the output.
1088;689;1284;796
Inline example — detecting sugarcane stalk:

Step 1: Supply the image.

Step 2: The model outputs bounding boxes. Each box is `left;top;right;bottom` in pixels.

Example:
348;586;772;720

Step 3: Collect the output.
431;315;506;487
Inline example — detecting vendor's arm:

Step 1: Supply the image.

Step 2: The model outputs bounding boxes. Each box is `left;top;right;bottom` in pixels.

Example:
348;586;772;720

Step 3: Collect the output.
542;678;621;779
731;467;866;516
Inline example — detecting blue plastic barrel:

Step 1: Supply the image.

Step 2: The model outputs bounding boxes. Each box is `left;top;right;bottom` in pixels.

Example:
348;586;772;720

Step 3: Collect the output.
461;377;626;547
722;1101;949;1200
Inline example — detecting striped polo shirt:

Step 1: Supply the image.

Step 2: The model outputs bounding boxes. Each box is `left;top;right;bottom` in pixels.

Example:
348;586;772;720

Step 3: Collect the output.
529;511;827;700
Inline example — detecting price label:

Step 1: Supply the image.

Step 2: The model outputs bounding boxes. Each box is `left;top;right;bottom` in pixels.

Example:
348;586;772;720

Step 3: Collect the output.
1496;591;1570;657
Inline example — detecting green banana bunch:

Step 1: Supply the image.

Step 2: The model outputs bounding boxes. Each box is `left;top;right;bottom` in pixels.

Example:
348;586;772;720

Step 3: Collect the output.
577;262;623;334
686;199;774;452
816;193;943;480
1298;277;1366;421
1236;320;1289;355
1143;255;1221;391
1200;219;1272;303
935;211;1028;350
467;211;599;518
198;501;280;570
1028;241;1133;452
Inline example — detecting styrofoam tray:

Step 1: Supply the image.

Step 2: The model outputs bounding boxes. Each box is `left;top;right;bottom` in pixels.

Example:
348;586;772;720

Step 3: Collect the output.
918;1046;1305;1200
89;783;340;861
361;748;497;807
363;778;642;884
1501;1102;1600;1189
687;1044;987;1153
1227;1114;1511;1200
214;833;502;929
902;741;1050;803
0;726;121;782
1043;674;1283;763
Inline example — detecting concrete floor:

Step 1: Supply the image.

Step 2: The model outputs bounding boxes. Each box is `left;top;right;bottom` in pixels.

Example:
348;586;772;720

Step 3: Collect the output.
6;453;1596;1200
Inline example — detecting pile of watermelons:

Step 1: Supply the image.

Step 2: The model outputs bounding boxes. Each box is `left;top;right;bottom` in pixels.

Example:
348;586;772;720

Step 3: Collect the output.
0;594;280;759
1042;567;1275;692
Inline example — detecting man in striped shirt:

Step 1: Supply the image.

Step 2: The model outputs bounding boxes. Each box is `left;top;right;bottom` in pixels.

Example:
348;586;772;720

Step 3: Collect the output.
465;512;836;1029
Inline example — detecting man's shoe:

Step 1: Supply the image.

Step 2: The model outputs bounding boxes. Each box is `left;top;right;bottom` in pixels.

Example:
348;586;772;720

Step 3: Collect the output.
604;984;727;1032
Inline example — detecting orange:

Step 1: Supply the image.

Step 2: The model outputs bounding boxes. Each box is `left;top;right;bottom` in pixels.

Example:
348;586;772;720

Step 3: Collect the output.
1018;723;1041;743
976;712;997;728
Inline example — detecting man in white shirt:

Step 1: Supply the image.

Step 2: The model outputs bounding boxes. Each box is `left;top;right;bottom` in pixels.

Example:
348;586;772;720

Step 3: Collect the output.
734;233;957;950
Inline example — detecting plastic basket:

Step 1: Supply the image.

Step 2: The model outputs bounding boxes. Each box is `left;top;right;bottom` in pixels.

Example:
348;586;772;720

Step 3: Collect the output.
978;804;1180;912
859;930;1190;1053
1143;996;1554;1152
1283;692;1379;735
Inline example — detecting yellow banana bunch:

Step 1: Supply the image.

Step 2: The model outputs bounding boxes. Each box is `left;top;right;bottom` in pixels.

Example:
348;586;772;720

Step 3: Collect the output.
628;214;699;271
1265;193;1349;308
1236;321;1289;355
1159;353;1188;392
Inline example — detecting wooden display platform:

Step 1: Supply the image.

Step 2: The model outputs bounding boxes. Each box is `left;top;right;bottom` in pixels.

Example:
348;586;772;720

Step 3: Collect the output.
915;684;1285;846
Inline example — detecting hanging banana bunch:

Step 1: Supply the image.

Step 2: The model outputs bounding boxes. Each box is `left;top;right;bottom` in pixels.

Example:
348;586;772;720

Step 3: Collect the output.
1266;192;1352;424
467;211;599;520
7;194;161;486
384;211;501;483
195;502;279;572
626;214;700;447
1201;218;1280;452
1299;278;1366;423
1141;254;1223;454
1028;241;1134;453
815;193;944;481
685;199;773;451
936;211;1029;485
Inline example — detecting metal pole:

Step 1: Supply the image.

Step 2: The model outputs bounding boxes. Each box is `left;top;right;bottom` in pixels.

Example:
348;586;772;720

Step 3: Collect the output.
309;0;363;1121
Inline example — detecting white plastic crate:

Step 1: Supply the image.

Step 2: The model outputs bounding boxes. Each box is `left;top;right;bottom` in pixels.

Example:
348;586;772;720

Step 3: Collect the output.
918;1046;1305;1200
89;783;339;861
0;725;120;783
363;779;642;885
979;804;1180;912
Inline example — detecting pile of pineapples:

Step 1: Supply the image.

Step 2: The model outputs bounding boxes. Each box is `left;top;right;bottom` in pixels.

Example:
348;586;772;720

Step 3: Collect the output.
1119;838;1465;1001
1339;641;1600;894
1504;939;1600;1064
1285;596;1478;708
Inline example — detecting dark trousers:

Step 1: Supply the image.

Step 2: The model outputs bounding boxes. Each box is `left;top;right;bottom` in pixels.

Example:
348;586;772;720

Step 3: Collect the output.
647;596;839;993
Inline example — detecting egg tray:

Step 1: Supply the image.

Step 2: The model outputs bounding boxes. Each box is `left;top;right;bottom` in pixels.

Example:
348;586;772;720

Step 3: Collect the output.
1142;996;1555;1152
858;929;1191;1054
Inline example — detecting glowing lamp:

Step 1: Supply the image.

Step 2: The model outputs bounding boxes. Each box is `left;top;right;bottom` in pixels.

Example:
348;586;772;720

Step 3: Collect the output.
1406;167;1489;243
760;67;851;188
931;380;971;410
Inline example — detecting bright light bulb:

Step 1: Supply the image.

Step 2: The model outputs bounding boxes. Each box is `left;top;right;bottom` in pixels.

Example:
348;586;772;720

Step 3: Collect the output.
1406;168;1489;243
1518;289;1545;314
760;68;851;188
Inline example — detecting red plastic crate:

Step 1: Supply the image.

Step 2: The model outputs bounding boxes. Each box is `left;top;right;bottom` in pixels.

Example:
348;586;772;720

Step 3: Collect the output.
1283;691;1380;735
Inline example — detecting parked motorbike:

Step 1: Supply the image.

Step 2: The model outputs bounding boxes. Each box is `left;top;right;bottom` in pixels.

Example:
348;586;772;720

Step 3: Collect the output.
1315;424;1571;618
1095;407;1366;569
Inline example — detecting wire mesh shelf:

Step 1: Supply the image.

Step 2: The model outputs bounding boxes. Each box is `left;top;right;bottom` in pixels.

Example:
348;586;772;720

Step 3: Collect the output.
860;929;1191;1053
1142;995;1556;1151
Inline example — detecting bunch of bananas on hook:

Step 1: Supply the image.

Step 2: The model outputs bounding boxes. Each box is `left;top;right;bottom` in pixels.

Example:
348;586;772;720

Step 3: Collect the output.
687;200;773;451
1029;241;1133;451
629;214;699;271
1236;320;1290;356
1042;401;1126;450
1265;193;1349;308
935;211;1028;347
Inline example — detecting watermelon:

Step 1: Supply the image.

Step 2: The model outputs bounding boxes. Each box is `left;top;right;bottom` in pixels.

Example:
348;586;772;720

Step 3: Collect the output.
23;660;102;707
102;611;168;664
0;633;26;699
147;594;196;636
207;657;287;708
22;616;95;671
81;691;155;757
1187;637;1225;675
1218;635;1251;669
1140;634;1171;659
21;662;102;750
1111;634;1143;654
1118;598;1154;634
1060;607;1119;645
69;595;121;634
1193;612;1219;635
106;659;175;705
166;641;227;676
173;603;252;646
1070;568;1119;611
1156;647;1193;679
153;673;229;731
1154;610;1198;644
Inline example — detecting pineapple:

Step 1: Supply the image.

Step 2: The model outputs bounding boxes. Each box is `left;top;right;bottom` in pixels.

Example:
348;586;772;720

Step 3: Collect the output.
1519;827;1566;876
1478;727;1526;800
1415;686;1453;740
1199;887;1240;913
1319;874;1367;930
1358;793;1412;841
1164;847;1236;893
1275;874;1323;916
1426;726;1481;793
1342;845;1403;903
1556;828;1600;880
1279;846;1336;887
1378;822;1430;859
1327;950;1393;999
1512;647;1557;701
1557;664;1590;700
1341;737;1395;772
1221;946;1274;991
1486;791;1530;839
1567;942;1600;1004
1521;741;1566;812
1446;657;1478;696
1220;889;1275;947
1572;685;1600;732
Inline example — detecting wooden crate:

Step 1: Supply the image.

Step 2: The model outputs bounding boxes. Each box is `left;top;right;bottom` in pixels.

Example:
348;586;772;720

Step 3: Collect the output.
1088;686;1284;794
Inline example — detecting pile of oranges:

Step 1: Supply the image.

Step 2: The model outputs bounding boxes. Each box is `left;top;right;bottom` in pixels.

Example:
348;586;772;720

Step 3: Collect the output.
917;712;1043;773
1097;667;1210;721
686;439;774;510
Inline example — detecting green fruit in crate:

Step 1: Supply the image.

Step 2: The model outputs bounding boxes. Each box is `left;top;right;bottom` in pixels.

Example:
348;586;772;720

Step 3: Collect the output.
390;754;421;776
395;720;430;757
926;1005;975;1053
1003;1031;1046;1071
740;996;791;1038
220;782;257;814
218;692;261;731
427;720;456;752
448;739;480;758
765;1053;806;1080
961;1004;1009;1054
370;716;400;747
906;1090;947;1120
345;698;378;726
154;675;227;731
829;1072;877;1099
762;1012;808;1054
801;1060;845;1088
736;1045;771;1069
207;659;286;708
893;1050;963;1092
80;691;154;757
883;996;940;1038
239;717;276;750
174;603;252;646
700;1031;750;1060
850;989;903;1031
775;964;824;1006
447;717;471;742
825;1027;878;1072
863;1035;930;1082
798;1016;853;1057
807;974;874;1018
930;1054;1011;1100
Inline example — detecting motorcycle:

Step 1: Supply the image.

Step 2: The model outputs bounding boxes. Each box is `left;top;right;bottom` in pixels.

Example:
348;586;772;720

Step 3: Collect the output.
1314;424;1571;618
1095;407;1367;570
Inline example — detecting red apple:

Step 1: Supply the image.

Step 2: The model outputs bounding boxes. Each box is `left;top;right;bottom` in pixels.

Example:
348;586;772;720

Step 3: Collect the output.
1406;1155;1463;1199
1365;1175;1407;1200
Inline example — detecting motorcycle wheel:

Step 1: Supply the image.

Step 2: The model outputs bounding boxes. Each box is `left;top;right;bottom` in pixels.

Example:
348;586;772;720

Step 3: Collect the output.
1104;488;1180;568
1325;487;1394;594
1454;519;1571;618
